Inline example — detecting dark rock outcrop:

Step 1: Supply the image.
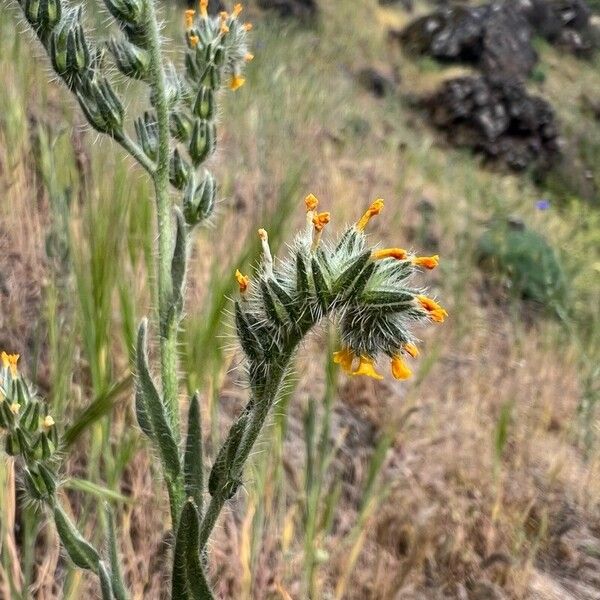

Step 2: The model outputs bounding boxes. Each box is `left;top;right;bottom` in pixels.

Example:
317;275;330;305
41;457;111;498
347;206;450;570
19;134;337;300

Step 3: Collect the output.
425;76;561;171
357;67;398;97
399;3;537;78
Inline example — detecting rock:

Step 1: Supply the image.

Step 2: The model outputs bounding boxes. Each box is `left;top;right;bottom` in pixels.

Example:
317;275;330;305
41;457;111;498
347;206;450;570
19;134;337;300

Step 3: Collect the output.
481;5;538;77
398;3;537;78
357;67;397;97
425;75;561;171
256;0;317;19
398;0;597;74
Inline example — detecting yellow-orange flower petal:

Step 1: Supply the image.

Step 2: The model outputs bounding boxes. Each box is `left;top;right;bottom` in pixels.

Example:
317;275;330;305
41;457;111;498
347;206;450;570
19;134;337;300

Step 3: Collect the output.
199;0;208;17
189;34;200;48
220;10;229;19
243;22;253;31
391;355;412;380
352;356;384;380
235;269;250;294
417;295;448;323
404;342;420;358
304;193;319;212
10;402;20;415
372;247;408;261
43;415;55;429
220;22;230;34
312;212;330;232
413;255;439;270
185;9;195;28
356;199;384;231
2;352;19;377
233;3;243;16
333;348;355;374
229;74;246;90
244;52;254;62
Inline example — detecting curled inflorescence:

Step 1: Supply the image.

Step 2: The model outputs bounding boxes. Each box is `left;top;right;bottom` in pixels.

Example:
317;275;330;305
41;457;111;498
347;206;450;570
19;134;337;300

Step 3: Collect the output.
234;196;447;387
236;195;447;383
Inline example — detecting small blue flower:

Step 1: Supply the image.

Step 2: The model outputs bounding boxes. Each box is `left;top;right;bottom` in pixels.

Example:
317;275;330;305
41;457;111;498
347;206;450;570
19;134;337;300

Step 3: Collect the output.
536;199;550;210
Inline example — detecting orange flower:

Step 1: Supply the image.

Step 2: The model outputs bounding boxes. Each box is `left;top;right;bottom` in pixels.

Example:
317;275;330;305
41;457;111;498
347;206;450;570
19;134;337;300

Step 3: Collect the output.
372;247;408;261
416;295;448;323
199;0;208;17
2;352;19;377
333;348;354;374
312;212;330;232
244;52;254;62
391;355;412;380
304;193;319;212
10;402;20;415
352;356;384;380
220;22;230;34
184;9;195;28
404;342;419;358
43;415;55;430
232;3;243;17
413;255;439;270
235;269;250;294
189;34;200;48
243;22;253;31
356;199;384;231
229;74;246;90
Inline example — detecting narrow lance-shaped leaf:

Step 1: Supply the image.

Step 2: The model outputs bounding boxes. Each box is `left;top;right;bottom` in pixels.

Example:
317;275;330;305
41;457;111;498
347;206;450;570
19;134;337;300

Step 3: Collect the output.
105;504;129;600
136;319;181;481
184;392;204;513
98;560;115;600
53;503;101;571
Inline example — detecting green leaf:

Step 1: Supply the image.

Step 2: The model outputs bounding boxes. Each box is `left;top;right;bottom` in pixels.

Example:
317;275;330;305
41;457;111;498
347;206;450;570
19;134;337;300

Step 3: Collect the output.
311;258;330;309
64;374;132;448
171;206;187;317
334;251;371;295
53;503;101;571
172;500;214;600
184;392;204;513
63;478;130;504
136;319;181;481
104;504;129;600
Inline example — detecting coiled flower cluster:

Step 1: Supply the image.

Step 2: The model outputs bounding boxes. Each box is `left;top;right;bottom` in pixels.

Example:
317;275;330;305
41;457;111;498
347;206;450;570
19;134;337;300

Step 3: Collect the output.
234;196;447;387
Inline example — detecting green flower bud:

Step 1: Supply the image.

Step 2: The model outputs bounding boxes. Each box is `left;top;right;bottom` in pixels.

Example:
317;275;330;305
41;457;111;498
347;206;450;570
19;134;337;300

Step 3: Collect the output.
189;119;216;166
103;0;142;27
108;38;149;80
50;8;91;83
78;77;124;135
169;149;192;190
193;86;215;120
183;170;216;226
169;111;194;143
23;0;62;31
201;65;221;90
134;112;158;161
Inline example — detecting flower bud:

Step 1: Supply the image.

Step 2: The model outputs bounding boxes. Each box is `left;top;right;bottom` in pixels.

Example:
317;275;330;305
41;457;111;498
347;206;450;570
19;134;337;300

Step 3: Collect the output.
189;119;216;166
23;0;62;31
103;0;143;27
50;8;91;82
108;37;149;80
134;112;159;161
77;77;124;136
169;111;194;143
169;149;192;190
201;65;221;90
183;170;216;225
193;86;215;120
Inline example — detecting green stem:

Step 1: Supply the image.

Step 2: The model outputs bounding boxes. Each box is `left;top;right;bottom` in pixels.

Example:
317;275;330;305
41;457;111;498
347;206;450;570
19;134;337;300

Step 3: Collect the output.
143;0;183;522
198;357;292;548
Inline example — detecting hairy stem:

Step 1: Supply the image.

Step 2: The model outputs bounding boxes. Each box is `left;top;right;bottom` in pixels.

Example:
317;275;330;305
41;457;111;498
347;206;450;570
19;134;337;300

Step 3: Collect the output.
143;0;184;522
199;356;292;548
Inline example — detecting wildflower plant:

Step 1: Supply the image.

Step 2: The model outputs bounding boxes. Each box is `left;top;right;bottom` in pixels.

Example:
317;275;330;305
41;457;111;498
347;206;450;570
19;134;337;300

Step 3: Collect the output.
2;0;446;597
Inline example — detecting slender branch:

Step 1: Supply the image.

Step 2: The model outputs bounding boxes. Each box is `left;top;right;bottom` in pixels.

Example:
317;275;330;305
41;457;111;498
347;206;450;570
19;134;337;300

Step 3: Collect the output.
118;133;156;176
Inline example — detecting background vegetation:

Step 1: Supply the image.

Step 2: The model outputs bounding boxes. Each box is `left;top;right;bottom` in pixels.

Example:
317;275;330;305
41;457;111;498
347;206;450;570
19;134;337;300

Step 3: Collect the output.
1;0;599;598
